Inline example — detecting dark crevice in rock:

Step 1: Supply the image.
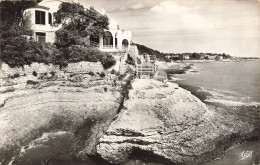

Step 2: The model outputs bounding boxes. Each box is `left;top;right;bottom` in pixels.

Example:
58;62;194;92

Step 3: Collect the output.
107;129;145;137
87;72;135;160
129;147;178;165
100;139;162;145
0;99;6;108
117;73;134;114
86;153;116;165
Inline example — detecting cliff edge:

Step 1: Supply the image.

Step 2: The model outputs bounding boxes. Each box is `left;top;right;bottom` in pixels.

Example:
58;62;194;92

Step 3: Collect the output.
97;79;256;164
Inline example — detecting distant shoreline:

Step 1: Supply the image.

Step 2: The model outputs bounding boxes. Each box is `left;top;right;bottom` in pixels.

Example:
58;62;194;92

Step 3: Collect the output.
170;58;260;63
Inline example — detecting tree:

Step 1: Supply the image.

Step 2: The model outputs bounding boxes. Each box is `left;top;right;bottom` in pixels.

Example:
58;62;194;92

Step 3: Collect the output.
54;2;109;48
0;1;42;67
0;0;39;49
190;53;200;60
53;2;115;69
0;0;41;24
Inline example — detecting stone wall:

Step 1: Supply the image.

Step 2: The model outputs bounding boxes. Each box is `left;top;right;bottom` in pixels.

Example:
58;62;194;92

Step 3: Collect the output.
0;61;104;78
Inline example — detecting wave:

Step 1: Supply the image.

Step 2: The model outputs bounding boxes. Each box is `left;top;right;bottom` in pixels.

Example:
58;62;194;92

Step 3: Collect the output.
205;98;260;107
199;87;260;106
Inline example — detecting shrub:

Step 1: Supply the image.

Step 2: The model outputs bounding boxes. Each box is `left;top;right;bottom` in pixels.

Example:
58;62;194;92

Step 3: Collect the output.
32;71;37;77
27;80;39;85
10;73;20;79
100;72;105;78
1;36;115;69
118;74;125;81
110;69;116;74
104;87;107;92
125;54;135;65
58;45;116;69
1;37;60;68
50;71;56;77
88;71;94;76
100;54;116;69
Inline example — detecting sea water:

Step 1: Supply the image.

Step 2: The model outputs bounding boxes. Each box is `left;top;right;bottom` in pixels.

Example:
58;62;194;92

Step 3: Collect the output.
171;60;260;165
174;60;260;106
8;61;260;165
123;61;260;165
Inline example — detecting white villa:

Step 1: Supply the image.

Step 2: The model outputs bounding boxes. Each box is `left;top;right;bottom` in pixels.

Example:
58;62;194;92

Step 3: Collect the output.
91;19;132;52
23;6;59;43
23;5;132;52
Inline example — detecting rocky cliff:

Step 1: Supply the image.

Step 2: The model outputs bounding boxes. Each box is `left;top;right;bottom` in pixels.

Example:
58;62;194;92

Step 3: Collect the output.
97;79;257;164
0;72;257;165
0;72;131;164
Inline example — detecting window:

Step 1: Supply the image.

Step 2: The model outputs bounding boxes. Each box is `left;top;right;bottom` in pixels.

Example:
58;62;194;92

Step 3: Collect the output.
49;13;52;24
35;10;45;25
36;32;46;42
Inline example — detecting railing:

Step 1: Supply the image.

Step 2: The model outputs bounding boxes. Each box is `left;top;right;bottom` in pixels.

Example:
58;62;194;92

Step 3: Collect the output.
90;41;99;47
136;63;155;79
103;45;113;49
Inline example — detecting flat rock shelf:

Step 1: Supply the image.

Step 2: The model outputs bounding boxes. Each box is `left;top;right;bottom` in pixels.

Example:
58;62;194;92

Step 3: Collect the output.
97;79;257;164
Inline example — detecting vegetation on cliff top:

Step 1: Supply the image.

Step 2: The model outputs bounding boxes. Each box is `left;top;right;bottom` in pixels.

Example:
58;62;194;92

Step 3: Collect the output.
54;2;109;48
134;42;235;61
0;1;115;69
134;43;170;62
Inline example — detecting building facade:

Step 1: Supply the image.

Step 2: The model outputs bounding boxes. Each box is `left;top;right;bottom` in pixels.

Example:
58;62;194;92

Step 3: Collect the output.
97;28;132;52
87;18;132;52
23;6;60;43
23;5;132;53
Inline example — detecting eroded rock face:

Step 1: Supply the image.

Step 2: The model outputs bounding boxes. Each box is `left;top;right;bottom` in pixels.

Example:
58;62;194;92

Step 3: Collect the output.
97;79;255;164
0;73;123;164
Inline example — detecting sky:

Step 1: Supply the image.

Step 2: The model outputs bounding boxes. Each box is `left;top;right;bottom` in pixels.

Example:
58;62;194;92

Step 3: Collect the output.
40;0;260;57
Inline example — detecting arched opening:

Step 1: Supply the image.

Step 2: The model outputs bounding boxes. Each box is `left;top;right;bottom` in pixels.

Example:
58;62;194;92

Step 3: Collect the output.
122;39;129;51
103;31;113;48
90;35;99;47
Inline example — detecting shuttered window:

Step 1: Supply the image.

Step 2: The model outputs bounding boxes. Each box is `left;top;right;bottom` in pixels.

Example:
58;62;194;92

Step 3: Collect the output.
35;10;45;25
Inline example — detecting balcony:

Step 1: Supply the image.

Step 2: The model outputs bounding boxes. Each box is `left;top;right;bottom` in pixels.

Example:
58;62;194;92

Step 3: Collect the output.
103;45;113;49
